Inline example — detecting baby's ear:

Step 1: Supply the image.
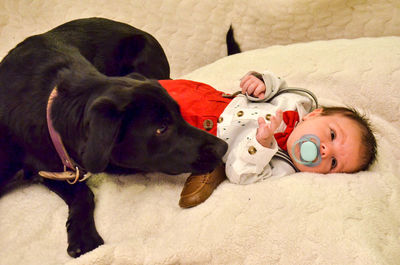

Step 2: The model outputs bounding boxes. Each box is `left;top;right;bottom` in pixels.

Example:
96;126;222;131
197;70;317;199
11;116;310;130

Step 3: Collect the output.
303;108;323;120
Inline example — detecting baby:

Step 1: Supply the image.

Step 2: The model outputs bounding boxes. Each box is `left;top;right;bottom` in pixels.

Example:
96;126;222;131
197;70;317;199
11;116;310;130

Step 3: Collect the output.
159;71;377;208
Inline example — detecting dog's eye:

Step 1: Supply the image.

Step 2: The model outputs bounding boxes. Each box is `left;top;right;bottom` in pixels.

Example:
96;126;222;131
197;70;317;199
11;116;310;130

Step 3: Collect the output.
155;124;168;136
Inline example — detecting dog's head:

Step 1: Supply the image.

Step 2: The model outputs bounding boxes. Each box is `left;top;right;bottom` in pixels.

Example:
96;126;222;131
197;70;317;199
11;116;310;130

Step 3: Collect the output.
81;78;227;175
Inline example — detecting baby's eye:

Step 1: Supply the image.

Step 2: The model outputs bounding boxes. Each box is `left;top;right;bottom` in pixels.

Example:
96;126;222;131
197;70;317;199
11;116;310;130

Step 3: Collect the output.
331;157;337;170
330;129;336;140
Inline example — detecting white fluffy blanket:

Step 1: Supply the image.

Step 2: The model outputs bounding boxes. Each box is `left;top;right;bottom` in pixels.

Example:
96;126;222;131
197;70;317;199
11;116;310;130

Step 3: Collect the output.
1;0;399;77
0;1;400;265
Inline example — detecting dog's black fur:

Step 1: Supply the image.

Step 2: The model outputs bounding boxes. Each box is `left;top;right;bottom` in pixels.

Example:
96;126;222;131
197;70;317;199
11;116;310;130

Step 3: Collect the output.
0;17;227;257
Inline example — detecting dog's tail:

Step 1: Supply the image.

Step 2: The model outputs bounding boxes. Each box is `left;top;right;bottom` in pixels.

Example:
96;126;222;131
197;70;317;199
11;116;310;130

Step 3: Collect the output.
226;25;241;55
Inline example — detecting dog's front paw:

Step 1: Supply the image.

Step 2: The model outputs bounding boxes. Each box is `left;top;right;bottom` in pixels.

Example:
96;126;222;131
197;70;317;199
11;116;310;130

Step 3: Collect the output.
66;219;104;258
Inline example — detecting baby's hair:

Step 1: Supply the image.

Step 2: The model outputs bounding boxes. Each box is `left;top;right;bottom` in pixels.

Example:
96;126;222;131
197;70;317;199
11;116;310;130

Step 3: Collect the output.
320;106;377;172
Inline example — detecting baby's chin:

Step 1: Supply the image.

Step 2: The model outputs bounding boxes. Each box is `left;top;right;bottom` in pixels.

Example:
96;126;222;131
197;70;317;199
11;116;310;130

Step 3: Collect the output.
294;163;327;173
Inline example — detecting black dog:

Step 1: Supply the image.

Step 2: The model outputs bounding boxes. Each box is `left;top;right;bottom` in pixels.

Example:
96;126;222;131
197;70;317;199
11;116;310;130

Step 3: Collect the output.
0;17;227;257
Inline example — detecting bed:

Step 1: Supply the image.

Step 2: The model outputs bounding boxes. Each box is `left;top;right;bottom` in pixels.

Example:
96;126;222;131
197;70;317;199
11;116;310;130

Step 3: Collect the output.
0;1;399;264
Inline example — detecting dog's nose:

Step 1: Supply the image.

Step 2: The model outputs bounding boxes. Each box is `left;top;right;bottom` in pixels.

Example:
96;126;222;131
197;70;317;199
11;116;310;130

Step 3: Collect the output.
200;139;227;159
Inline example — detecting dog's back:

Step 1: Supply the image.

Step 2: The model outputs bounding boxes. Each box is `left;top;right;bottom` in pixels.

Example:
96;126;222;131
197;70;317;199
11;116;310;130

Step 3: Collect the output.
47;18;170;78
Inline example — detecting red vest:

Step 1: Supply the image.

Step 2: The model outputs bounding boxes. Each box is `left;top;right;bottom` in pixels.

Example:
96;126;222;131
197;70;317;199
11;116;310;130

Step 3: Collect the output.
159;79;231;136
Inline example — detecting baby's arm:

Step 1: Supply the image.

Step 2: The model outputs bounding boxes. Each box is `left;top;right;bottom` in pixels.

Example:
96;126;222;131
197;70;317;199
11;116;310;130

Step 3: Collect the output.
225;133;279;184
224;110;283;184
224;71;287;184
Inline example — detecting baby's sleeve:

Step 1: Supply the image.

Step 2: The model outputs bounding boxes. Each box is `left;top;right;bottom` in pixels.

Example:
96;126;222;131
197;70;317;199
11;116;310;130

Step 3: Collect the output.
224;131;279;184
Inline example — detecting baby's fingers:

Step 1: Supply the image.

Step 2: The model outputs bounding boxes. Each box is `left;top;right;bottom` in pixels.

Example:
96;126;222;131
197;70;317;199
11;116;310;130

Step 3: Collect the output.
253;84;266;99
270;109;283;131
240;75;264;96
240;74;252;92
257;116;267;127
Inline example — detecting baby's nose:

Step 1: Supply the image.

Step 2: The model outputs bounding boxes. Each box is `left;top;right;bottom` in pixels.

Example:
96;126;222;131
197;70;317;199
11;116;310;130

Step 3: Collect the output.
320;143;331;157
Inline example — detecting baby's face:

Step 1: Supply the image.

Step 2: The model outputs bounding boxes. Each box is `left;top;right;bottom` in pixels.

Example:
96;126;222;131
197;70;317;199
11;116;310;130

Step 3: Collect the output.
287;109;363;173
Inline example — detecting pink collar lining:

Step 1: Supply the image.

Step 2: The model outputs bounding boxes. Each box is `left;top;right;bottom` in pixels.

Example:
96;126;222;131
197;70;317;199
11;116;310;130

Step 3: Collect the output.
46;87;77;171
43;87;92;184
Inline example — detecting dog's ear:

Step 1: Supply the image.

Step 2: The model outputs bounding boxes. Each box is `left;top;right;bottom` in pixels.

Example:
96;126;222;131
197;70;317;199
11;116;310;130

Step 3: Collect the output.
82;95;127;173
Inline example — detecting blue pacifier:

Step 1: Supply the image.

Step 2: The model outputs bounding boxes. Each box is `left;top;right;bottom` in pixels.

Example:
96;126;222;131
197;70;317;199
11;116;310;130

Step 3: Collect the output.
291;134;322;167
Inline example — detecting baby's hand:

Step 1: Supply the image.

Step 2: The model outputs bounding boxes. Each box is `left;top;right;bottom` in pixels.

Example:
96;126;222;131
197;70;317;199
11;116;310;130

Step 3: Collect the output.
256;109;283;148
240;73;266;99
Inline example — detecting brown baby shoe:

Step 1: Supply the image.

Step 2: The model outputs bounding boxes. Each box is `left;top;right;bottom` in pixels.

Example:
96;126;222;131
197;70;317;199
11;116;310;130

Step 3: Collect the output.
179;164;226;208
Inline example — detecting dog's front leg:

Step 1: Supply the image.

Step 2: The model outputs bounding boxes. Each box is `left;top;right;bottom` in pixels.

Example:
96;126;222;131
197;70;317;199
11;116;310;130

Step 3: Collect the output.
42;179;104;258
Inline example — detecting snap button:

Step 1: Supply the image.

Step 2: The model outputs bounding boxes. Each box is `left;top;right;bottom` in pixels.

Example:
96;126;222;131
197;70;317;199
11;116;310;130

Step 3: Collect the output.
218;117;223;123
248;146;257;155
203;119;213;131
237;110;244;117
265;114;272;121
